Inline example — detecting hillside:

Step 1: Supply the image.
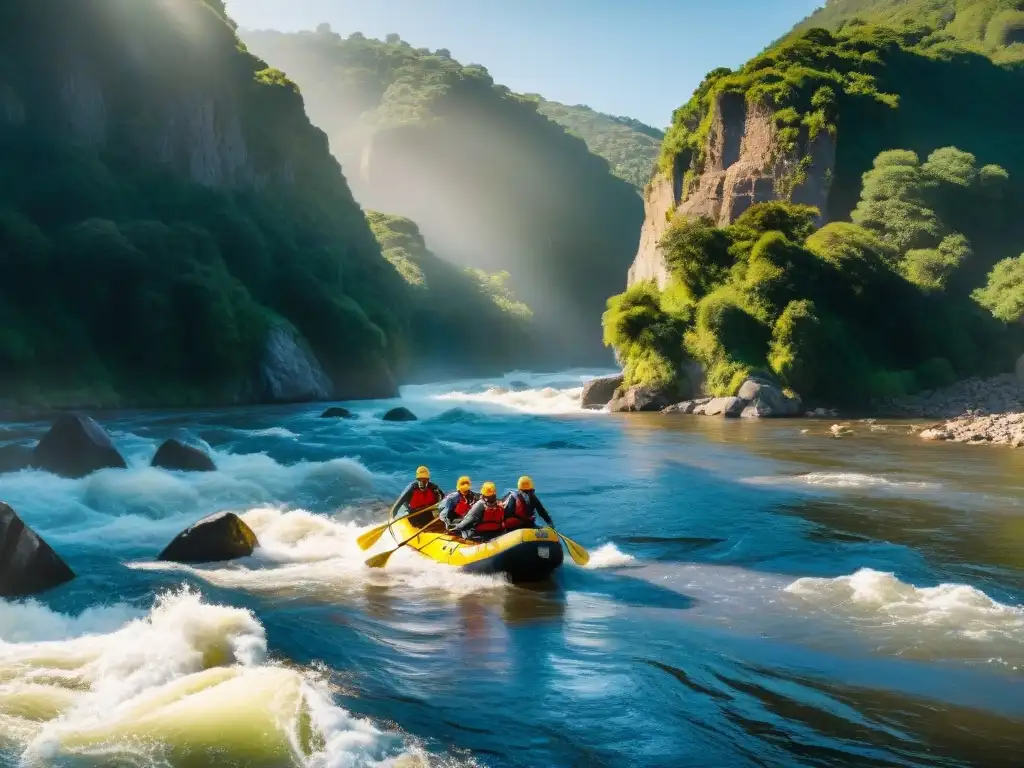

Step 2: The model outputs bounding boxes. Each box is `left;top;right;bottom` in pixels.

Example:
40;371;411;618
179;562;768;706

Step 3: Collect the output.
0;0;528;408
608;22;1024;408
239;27;644;364
521;96;663;191
366;211;534;381
791;0;1024;62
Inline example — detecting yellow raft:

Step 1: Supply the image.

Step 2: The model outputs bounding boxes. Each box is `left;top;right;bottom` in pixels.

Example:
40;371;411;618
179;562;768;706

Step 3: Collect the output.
389;506;563;582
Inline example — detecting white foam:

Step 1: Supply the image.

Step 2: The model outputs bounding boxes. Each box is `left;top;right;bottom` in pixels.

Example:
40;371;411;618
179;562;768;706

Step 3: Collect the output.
785;568;1024;664
129;506;510;599
742;472;940;491
247;426;300;439
0;589;412;765
584;543;636;569
431;385;585;415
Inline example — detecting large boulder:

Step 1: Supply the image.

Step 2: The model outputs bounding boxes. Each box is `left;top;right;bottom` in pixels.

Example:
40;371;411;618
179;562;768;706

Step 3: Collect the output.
32;414;127;478
581;374;624;409
151;439;216;472
0;443;34;474
609;384;673;413
0;502;75;597
382;407;418;422
158;512;259;564
1016;353;1024;388
736;377;804;418
321;406;354;419
258;324;334;404
700;397;746;418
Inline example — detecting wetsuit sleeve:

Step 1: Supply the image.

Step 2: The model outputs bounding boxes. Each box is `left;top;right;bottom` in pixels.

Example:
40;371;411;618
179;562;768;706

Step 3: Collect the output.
533;496;553;526
451;501;483;533
438;493;456;525
389;482;416;518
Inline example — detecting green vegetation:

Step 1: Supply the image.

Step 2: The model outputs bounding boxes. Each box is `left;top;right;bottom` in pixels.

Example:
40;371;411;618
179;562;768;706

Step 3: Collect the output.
240;27;643;364
790;0;1024;62
0;0;529;407
366;212;533;378
603;145;1022;406
521;96;664;191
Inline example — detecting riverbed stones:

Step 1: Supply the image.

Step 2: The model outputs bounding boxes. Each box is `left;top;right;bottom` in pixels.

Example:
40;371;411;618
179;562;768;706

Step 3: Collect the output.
608;384;672;413
382;407;418;422
662;378;802;419
320;407;354;419
151;438;216;472
0;502;75;597
32;414;127;478
158;511;259;564
581;374;624;409
917;412;1024;448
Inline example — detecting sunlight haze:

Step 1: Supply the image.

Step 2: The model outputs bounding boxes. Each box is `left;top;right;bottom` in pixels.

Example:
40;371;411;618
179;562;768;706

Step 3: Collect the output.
227;0;822;127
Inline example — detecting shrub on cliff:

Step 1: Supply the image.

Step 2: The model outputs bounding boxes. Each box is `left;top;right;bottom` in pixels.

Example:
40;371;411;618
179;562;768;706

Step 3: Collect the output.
603;147;1016;405
973;255;1024;323
602;282;687;388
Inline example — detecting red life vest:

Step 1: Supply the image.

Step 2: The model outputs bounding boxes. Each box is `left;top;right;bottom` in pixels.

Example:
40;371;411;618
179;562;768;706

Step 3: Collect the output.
409;483;438;511
474;501;505;533
453;493;473;518
504;491;535;530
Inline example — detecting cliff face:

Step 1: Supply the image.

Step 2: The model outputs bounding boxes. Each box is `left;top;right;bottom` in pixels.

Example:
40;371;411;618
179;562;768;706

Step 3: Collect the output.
0;0;406;406
628;93;835;289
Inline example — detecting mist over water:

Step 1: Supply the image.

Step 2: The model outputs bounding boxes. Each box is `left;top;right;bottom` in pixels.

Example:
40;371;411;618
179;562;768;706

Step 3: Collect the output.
1;370;1022;766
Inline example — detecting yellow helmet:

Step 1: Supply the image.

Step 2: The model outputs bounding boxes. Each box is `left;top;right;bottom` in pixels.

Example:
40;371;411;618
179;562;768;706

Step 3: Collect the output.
415;465;430;480
457;475;472;490
480;481;497;497
517;475;534;491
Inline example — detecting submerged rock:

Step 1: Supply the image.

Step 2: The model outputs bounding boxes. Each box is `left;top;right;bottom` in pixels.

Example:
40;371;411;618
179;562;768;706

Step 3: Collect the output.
0;502;75;597
581;374;624;409
0;443;34;474
830;424;854;438
382;407;418;422
508;381;530;392
151;438;216;472
608;384;672;413
320;406;354;419
32;414;127;478
158;512;259;564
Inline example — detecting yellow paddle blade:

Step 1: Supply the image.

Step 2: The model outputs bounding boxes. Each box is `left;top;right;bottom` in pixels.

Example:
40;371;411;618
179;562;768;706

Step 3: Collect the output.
365;548;396;569
356;522;389;551
557;532;590;566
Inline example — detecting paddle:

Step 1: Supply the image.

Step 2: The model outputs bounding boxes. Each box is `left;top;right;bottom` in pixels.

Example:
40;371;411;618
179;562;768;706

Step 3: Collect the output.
552;529;590;566
356;503;439;551
365;516;442;569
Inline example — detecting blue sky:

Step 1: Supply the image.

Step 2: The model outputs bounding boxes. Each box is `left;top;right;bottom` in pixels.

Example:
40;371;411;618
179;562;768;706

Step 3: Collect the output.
226;0;822;128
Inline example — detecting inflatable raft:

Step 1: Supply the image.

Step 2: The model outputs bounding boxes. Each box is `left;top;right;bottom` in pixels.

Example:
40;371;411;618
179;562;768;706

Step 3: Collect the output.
389;506;564;582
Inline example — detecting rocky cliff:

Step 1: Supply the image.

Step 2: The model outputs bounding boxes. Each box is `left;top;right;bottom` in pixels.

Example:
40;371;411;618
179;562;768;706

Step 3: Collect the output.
0;0;410;406
628;93;835;290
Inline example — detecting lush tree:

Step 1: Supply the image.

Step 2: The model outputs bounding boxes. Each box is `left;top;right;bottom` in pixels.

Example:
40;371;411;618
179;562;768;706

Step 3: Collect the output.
973;255;1024;323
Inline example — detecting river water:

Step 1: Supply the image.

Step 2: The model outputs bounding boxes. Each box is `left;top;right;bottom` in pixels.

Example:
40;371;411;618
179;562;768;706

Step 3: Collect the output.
0;371;1022;767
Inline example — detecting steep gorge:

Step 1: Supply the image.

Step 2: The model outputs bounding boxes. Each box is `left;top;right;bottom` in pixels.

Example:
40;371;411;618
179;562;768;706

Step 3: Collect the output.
239;28;644;365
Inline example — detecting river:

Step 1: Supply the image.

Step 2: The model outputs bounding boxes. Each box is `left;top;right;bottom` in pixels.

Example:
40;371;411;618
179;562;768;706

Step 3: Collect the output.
1;370;1022;767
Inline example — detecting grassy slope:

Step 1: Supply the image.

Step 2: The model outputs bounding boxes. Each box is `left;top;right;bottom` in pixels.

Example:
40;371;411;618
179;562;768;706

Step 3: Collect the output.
791;0;1024;61
523;96;664;191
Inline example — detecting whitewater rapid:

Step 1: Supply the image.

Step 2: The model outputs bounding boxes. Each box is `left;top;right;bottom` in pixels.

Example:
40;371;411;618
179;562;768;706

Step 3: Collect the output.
1;368;1022;766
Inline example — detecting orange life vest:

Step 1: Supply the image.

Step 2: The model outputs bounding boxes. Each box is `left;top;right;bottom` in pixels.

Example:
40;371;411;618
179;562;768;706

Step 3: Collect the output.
504;491;535;530
474;501;505;533
453;493;474;518
409;483;438;510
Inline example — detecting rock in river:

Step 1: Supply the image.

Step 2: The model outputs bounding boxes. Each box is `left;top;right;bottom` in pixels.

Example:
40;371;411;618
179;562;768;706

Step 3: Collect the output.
320;407;354;419
0;502;75;597
32;414;127;478
609;384;672;413
383;407;418;422
581;374;624;409
158;512;259;564
151;438;216;472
